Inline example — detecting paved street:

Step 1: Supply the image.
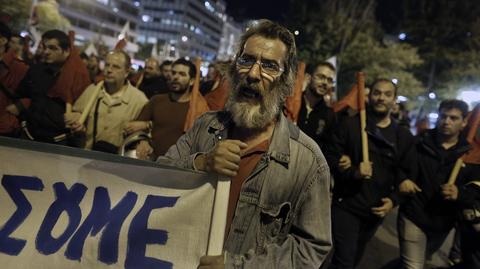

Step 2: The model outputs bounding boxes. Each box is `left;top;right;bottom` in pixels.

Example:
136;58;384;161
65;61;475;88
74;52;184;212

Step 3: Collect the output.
357;208;455;269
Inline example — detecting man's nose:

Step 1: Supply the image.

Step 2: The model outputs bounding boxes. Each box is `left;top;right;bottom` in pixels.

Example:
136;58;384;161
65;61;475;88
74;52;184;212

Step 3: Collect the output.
246;62;261;83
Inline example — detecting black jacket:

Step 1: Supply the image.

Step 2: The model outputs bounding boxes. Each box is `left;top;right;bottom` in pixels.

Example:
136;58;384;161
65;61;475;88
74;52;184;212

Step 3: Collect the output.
15;63;67;141
400;129;477;232
324;111;417;218
297;96;337;150
138;75;169;99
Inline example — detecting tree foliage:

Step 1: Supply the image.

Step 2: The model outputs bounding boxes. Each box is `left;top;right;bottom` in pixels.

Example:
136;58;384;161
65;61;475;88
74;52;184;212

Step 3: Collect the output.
286;0;423;98
400;0;480;99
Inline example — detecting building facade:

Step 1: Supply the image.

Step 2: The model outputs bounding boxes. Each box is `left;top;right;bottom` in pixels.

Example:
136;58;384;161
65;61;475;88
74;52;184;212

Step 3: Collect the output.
139;0;227;62
57;0;140;53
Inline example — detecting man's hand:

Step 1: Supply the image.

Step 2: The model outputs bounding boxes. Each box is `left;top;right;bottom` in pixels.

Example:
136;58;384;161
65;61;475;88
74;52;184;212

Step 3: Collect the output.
136;140;153;160
194;140;247;177
441;184;458;201
64;112;82;128
399;179;422;194
358;161;373;179
6;104;19;116
371;198;393;218
124;121;149;135
198;255;224;269
338;155;352;171
70;121;86;133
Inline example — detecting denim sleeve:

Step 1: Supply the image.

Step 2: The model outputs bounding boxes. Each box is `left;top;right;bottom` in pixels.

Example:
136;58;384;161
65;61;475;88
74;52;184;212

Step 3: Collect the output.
225;161;333;268
157;114;205;169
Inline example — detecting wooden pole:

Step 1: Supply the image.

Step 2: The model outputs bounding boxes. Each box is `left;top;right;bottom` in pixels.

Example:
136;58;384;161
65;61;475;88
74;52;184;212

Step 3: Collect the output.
206;176;230;256
357;72;369;164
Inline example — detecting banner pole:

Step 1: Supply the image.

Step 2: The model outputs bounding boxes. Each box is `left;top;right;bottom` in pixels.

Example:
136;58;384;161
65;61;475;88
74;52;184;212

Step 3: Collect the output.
206;176;230;256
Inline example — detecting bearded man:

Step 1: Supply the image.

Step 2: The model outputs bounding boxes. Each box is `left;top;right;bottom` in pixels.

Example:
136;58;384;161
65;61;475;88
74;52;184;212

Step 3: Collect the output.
160;20;332;268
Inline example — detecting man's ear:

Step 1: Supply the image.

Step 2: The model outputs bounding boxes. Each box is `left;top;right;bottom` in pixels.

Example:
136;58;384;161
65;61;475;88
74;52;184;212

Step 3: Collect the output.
189;77;194;87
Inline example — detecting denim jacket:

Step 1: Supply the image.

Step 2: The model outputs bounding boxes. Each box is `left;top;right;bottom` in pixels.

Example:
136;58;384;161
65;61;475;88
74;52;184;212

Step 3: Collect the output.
161;111;332;268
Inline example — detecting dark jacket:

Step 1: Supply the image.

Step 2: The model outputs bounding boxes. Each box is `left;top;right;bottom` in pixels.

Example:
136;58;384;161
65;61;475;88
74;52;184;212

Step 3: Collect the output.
297;96;337;150
138;75;168;99
324;111;417;218
15;63;67;141
400;129;476;232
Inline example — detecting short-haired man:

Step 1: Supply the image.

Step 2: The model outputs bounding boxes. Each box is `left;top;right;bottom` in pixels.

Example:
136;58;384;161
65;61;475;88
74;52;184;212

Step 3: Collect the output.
325;78;417;269
65;50;148;153
397;100;478;269
137;57;169;98
160;20;332;268
298;62;337;150
7;29;89;144
86;54;103;84
160;60;173;83
124;58;196;159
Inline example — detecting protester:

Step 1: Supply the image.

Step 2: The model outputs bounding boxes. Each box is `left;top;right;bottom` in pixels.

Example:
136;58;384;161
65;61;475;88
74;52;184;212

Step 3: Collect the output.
454;166;480;269
160;59;172;83
125;58;196;159
137;57;169;98
65;50;147;153
86;54;103;84
203;61;231;110
159;19;332;268
7;29;89;144
8;34;25;60
297;62;338;150
0;22;29;137
391;101;411;129
325;78;417;269
397;100;476;269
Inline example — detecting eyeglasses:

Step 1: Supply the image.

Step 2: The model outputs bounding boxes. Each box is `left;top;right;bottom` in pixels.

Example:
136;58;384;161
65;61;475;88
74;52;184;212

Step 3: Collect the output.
236;55;284;76
313;73;335;85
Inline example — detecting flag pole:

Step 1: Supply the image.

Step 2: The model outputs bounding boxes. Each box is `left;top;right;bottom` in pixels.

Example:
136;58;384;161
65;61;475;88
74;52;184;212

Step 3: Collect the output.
357;72;369;167
206;175;230;256
447;104;480;184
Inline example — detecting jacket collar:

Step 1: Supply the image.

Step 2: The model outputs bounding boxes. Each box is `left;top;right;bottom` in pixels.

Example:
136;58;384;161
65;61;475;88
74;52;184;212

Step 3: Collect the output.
99;81;135;105
420;129;471;157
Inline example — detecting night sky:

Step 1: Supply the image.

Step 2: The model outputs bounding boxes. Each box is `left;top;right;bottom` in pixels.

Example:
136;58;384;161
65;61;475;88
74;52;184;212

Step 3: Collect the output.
224;0;291;22
224;0;403;34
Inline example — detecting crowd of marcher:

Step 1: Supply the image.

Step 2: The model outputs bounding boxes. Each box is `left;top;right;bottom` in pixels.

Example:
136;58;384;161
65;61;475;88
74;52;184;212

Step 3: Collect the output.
1;19;479;269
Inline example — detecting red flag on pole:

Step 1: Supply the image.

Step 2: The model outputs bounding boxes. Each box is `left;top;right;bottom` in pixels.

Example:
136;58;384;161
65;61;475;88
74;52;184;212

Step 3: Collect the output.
462;104;480;165
332;84;360;112
285;61;306;123
183;58;210;131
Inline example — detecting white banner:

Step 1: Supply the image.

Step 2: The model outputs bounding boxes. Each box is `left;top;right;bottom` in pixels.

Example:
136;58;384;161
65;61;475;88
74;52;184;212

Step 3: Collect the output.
0;139;216;269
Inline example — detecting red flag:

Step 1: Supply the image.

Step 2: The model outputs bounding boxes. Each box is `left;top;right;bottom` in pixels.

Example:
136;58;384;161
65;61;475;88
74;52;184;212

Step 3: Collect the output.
183;58;210;131
285;61;306;123
332;84;359;112
114;39;127;51
47;31;90;104
204;77;230;111
462;104;480;164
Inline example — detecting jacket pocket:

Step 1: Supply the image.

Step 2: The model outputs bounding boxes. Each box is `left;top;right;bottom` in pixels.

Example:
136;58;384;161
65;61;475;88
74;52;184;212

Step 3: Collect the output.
256;202;292;253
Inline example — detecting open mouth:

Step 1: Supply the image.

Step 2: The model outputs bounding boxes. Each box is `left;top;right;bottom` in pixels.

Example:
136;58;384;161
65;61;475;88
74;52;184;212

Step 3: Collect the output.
239;87;262;100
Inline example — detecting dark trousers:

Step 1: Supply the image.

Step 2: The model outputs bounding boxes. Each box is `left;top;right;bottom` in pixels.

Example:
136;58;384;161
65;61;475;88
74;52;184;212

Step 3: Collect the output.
329;204;382;269
453;224;480;269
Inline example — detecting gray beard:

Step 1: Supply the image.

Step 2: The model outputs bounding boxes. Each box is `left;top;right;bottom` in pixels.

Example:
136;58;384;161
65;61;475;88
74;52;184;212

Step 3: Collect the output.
225;81;282;130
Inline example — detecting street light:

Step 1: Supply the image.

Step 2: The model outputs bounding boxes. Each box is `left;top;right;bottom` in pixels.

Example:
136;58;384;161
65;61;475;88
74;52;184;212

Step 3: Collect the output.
181;36;188;42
